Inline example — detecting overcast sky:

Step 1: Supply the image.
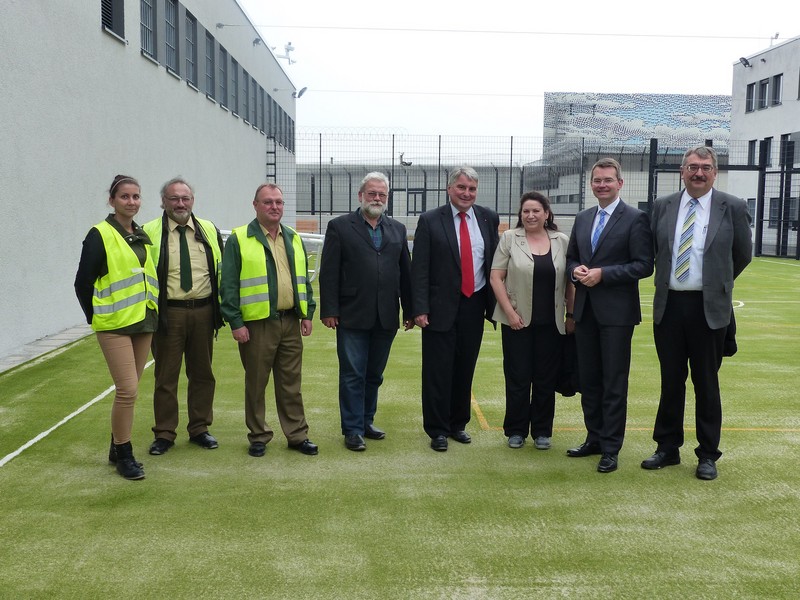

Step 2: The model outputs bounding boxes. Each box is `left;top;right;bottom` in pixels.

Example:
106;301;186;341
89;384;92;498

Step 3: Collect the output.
238;0;793;137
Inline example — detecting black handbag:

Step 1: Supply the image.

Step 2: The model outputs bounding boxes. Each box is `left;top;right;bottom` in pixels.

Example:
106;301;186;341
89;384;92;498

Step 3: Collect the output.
555;333;580;397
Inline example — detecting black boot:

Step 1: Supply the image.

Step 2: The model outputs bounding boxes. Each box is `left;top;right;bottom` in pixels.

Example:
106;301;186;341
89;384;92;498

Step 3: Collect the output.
113;441;145;480
108;434;142;467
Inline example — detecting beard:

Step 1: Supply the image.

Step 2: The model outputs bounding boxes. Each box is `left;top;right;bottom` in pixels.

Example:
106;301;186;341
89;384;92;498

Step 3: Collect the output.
167;209;191;225
361;200;386;219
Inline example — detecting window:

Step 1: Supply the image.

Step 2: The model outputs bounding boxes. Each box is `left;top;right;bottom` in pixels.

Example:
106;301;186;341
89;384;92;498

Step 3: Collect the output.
218;46;228;107
231;59;239;114
747;140;757;166
747;198;756;222
270;98;278;137
745;83;755;113
204;32;215;98
242;70;250;121
780;134;790;166
165;0;178;73
259;87;265;132
140;0;156;58
758;79;769;109
185;12;197;86
251;77;257;125
102;0;124;39
764;136;773;167
772;73;783;105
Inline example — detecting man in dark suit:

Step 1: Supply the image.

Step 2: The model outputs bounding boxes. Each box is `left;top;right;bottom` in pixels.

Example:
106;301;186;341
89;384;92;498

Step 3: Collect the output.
319;172;413;452
566;158;654;473
412;166;499;452
642;145;752;481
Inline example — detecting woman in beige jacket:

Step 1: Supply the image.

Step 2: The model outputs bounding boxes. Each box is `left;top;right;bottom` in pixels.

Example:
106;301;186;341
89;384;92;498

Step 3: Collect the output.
490;192;574;450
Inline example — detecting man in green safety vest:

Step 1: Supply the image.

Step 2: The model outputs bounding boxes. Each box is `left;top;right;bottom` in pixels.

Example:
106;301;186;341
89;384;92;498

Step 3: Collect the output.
220;183;319;458
142;177;225;457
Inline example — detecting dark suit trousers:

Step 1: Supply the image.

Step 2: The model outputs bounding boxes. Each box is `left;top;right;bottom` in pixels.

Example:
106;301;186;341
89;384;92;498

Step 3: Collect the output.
653;291;725;461
421;288;486;438
151;304;215;441
238;314;309;445
501;322;561;438
574;296;633;454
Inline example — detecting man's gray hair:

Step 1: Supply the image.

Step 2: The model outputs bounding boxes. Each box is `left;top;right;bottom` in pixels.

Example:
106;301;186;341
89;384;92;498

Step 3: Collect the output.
160;177;194;198
359;172;390;193
682;145;718;170
447;166;479;187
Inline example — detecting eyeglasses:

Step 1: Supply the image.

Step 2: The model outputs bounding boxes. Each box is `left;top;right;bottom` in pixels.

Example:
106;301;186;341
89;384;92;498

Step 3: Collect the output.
683;164;715;173
591;178;618;185
166;196;193;203
365;191;388;200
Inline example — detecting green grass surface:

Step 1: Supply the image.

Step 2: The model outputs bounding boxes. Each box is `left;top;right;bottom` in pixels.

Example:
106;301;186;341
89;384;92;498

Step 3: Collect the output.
1;257;798;599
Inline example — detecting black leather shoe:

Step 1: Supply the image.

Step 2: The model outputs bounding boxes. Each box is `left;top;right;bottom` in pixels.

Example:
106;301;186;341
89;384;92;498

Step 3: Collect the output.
431;435;448;452
364;424;386;440
248;442;266;457
190;432;219;449
641;450;680;470
696;458;718;480
597;453;618;473
289;439;319;456
566;441;601;457
345;435;366;451
450;431;471;444
148;438;175;456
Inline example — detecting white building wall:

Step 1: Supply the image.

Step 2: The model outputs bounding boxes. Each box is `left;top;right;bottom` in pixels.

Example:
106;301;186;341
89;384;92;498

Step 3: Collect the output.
730;36;800;190
0;0;298;361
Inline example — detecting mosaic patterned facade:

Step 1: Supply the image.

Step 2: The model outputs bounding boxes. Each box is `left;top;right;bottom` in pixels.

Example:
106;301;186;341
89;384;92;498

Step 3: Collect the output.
543;92;731;158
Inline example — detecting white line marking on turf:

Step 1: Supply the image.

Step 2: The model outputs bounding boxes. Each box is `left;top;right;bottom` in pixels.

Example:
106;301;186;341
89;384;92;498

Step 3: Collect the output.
0;359;154;468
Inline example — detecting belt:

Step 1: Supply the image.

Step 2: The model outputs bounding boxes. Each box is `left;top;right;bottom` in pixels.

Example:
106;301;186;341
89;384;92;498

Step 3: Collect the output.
167;296;212;308
273;309;296;319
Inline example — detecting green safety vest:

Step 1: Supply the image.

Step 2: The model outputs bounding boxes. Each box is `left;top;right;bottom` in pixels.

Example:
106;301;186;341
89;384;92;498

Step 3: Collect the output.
142;216;222;286
232;224;308;321
92;221;159;331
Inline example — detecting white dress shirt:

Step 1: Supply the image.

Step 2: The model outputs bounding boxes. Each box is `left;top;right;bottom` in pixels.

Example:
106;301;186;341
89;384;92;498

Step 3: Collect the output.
451;204;486;292
669;189;712;291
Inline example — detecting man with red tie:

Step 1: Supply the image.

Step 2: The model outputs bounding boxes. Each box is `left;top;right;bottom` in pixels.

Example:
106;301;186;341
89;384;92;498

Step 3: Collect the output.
411;167;500;451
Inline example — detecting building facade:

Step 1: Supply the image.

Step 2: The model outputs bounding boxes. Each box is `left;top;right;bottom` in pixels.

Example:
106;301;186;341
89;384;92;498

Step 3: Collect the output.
0;0;299;362
729;35;800;257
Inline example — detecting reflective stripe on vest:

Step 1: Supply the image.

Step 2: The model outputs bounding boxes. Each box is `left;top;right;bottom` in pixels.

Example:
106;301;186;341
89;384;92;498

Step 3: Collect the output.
142;216;222;287
92;221;159;331
233;224;308;321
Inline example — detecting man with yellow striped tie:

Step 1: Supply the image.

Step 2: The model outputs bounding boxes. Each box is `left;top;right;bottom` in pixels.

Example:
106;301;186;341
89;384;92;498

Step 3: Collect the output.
644;145;752;481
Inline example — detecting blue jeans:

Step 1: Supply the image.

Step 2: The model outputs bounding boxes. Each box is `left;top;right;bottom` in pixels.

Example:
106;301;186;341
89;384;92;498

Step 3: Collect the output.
336;326;397;435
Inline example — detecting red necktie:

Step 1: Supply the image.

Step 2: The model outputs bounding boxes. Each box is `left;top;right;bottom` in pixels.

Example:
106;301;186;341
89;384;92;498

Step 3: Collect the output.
459;212;474;297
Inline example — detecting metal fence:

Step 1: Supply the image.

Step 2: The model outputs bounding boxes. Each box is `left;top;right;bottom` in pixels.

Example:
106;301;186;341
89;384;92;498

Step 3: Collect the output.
283;132;798;258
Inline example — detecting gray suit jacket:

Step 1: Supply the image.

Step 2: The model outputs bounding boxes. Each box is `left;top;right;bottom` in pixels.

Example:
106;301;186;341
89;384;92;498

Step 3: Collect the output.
651;189;752;329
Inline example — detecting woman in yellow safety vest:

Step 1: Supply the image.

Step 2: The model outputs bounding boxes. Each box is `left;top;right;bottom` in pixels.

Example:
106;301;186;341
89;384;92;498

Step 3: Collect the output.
74;174;159;481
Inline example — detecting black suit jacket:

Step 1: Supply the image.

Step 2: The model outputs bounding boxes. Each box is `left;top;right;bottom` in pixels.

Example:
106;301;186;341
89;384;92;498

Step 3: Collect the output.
566;200;654;326
318;210;412;330
411;203;499;332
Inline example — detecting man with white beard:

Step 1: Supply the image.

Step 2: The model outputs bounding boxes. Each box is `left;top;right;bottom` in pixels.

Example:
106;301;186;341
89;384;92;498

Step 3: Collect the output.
319;172;413;451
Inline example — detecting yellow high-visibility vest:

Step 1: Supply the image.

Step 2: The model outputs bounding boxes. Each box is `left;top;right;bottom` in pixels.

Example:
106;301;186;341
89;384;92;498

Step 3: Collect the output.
91;221;159;331
232;224;307;321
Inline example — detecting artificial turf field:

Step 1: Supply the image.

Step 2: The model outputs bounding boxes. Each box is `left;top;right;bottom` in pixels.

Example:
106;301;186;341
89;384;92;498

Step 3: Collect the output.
1;257;798;599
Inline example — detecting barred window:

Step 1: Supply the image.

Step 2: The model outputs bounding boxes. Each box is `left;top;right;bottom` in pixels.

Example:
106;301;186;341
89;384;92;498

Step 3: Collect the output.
218;46;228;107
140;0;156;58
204;33;215;97
165;0;178;73
185;12;197;86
